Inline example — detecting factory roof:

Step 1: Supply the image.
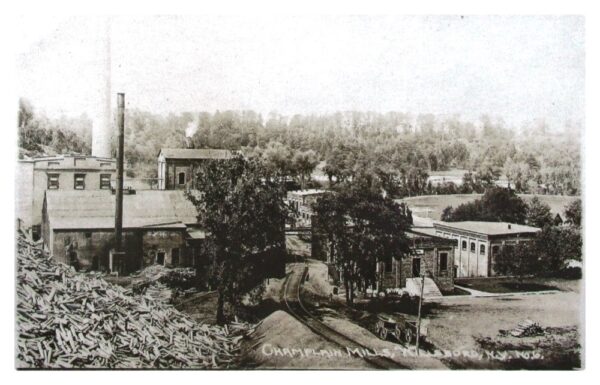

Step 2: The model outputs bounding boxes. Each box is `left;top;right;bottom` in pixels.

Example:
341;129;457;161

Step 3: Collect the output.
45;190;199;230
287;189;328;196
158;148;234;160
433;221;540;236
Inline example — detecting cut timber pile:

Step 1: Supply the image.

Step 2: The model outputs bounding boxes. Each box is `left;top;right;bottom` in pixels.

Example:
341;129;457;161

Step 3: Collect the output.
509;319;544;338
16;233;255;369
131;265;197;303
144;282;173;304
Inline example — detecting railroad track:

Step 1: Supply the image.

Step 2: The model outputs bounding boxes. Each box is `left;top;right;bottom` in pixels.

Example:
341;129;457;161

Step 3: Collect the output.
282;264;406;369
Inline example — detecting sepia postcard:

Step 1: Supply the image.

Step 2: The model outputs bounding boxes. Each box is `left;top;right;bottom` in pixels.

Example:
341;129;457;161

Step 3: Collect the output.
13;14;584;370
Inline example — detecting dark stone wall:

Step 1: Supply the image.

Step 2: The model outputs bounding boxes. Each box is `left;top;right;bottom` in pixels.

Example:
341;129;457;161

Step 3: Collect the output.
51;229;194;274
398;246;454;292
52;230;143;273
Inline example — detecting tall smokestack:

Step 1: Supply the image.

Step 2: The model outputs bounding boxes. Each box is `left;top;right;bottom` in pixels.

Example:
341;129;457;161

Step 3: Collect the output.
92;17;112;158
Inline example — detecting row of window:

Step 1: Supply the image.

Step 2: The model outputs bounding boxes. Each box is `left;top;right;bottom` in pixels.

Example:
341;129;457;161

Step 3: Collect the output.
47;173;111;190
461;240;486;255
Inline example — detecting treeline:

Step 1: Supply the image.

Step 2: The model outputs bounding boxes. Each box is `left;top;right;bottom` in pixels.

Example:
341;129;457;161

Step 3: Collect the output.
129;109;582;196
17;99;581;197
18;99;91;157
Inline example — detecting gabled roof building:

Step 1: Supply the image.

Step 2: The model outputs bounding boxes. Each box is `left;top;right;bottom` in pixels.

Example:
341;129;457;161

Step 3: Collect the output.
157;148;235;190
42;189;204;273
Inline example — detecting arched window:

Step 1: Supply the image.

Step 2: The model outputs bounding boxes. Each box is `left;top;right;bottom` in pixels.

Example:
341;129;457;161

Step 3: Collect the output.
462;240;467;250
480;244;486;255
178;172;186;185
470;242;476;252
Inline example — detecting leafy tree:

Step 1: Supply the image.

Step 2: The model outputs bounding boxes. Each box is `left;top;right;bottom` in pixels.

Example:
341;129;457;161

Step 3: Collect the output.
493;242;539;285
553;213;564;226
312;178;412;304
442;187;528;223
292;149;319;189
564;199;582;227
535;225;582;275
526;197;553;228
260;141;296;182
191;155;288;323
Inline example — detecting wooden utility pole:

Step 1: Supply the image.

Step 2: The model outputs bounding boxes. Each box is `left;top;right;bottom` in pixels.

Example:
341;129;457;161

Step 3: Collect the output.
115;93;125;251
110;93;125;275
416;273;425;355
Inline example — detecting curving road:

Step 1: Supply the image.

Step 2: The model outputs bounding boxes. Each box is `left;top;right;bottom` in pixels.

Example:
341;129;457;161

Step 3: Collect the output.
282;263;406;369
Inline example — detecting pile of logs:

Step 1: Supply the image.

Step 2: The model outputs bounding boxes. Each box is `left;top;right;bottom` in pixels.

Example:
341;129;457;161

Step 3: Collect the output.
16;234;255;369
131;265;197;302
144;282;173;304
509;320;545;338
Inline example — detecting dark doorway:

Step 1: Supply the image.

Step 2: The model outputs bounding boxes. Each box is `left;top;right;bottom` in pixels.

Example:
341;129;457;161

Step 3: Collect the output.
172;248;180;266
412;257;421;277
157;251;165;265
439;252;448;271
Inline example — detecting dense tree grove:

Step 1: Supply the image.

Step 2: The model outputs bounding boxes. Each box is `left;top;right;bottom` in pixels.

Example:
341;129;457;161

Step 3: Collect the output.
494;214;582;280
441;188;529;224
526;197;555;228
312;177;413;305
18;99;581;197
18;98;91;157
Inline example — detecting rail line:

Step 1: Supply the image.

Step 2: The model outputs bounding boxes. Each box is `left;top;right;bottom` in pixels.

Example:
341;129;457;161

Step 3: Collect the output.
282;264;406;369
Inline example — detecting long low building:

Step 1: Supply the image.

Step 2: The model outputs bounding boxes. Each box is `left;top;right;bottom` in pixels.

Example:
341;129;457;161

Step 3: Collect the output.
42;189;205;273
431;221;541;278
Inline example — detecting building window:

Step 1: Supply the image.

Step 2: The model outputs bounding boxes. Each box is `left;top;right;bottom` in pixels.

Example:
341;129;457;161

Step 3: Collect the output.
178;172;186;185
480;244;486;255
74;174;85;190
85;232;92;239
439;253;448;271
492;245;500;255
462;240;467;250
47;173;60;189
100;174;111;189
470;242;476;252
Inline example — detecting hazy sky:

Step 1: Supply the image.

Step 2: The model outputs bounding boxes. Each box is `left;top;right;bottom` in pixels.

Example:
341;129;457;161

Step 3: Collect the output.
17;15;584;128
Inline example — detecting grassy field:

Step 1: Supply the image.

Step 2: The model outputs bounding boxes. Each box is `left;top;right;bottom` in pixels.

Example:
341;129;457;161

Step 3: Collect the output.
454;277;579;293
400;193;579;221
